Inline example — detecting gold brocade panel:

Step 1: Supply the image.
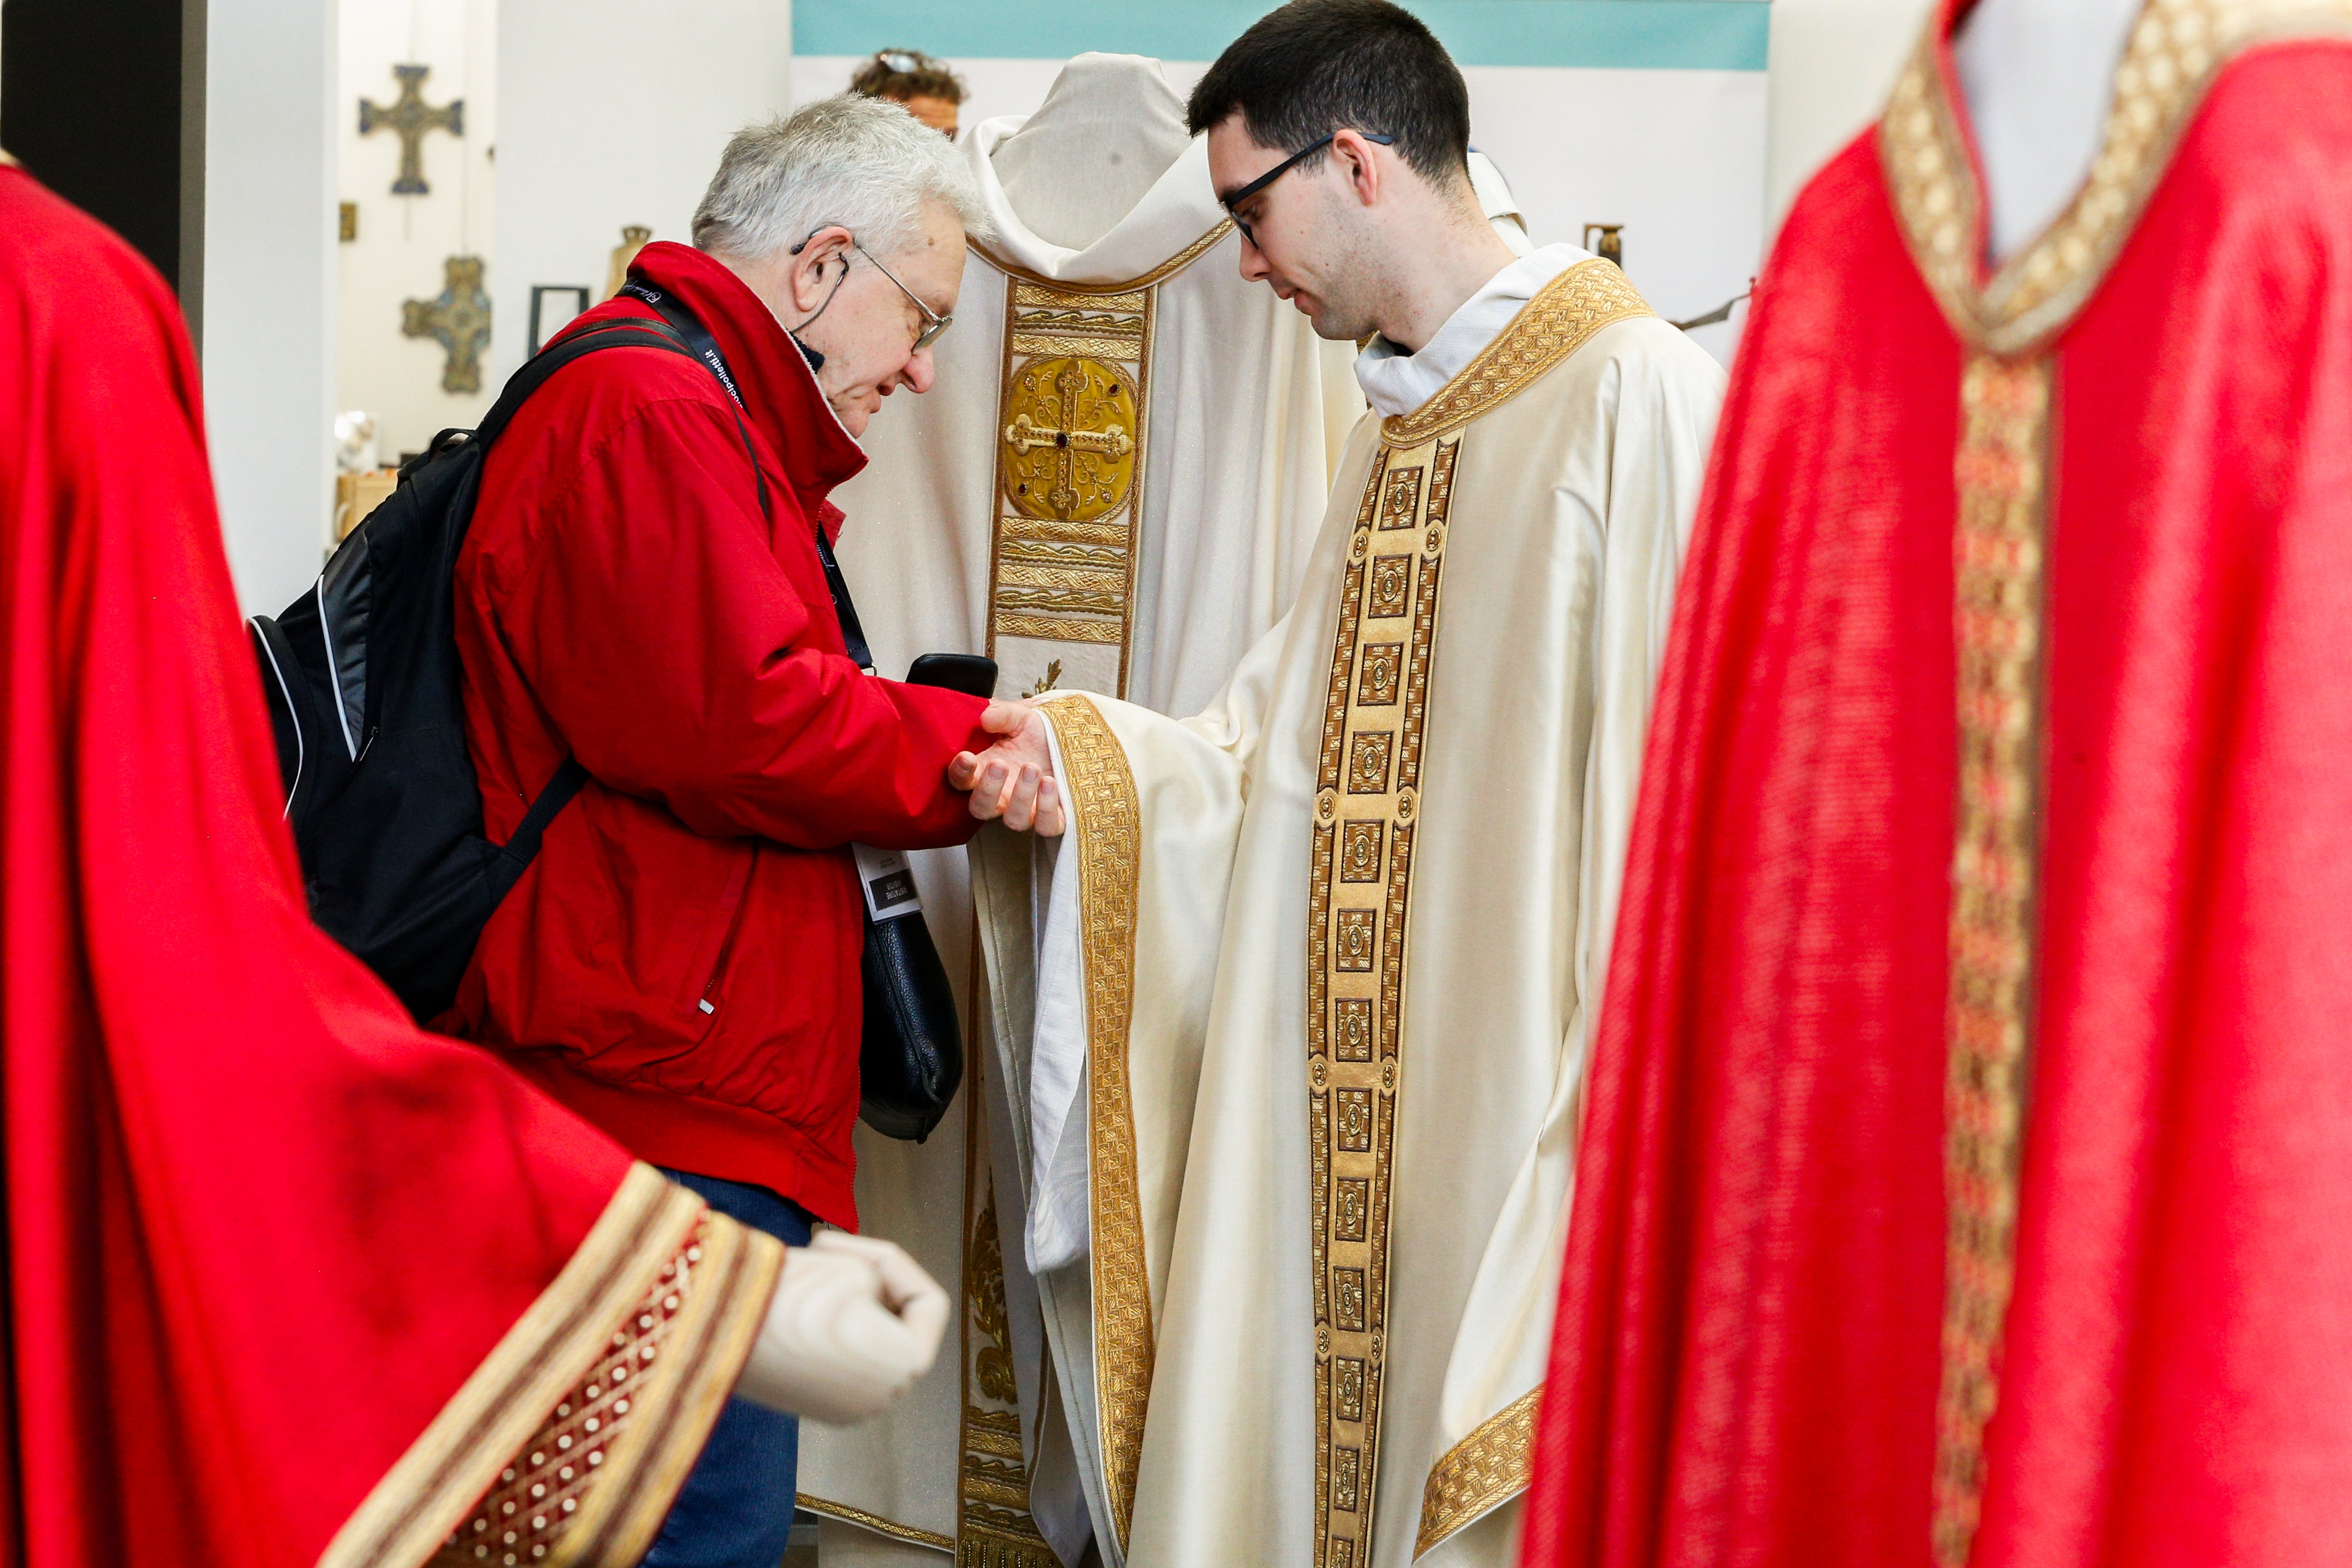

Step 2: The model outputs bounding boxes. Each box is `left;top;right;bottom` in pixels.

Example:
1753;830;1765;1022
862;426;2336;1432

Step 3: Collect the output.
1309;434;1459;1568
977;225;1227;703
985;279;1154;699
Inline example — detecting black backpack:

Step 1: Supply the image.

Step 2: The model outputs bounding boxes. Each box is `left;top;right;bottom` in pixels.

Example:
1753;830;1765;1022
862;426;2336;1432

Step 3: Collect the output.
248;317;696;1020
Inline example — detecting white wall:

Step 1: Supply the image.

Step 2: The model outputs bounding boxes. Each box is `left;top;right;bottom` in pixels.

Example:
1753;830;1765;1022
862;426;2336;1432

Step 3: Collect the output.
791;54;1765;363
1763;0;1938;236
338;0;497;464
203;0;339;614
491;0;793;388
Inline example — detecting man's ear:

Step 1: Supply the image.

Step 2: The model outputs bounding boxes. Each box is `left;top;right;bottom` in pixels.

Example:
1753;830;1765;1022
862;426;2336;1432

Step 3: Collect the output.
790;226;855;313
1329;129;1387;210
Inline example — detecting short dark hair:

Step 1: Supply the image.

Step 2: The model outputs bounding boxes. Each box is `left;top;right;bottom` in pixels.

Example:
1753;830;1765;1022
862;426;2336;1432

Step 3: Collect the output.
1186;0;1471;186
849;48;966;107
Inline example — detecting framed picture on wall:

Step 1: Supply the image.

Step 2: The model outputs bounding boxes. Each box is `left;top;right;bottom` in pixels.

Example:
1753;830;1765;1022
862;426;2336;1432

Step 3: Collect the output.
527;285;593;355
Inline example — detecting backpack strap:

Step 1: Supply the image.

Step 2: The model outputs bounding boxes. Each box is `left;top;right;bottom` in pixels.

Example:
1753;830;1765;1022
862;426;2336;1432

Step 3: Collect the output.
472;319;697;450
500;758;592;869
469;319;695;865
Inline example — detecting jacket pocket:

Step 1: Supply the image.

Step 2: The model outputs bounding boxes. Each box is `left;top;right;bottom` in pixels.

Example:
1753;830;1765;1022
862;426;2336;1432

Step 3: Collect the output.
676;842;755;1024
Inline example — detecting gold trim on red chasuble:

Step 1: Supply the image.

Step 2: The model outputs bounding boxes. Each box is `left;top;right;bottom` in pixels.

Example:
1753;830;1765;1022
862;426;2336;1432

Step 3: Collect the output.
324;1163;783;1568
1877;4;2352;1562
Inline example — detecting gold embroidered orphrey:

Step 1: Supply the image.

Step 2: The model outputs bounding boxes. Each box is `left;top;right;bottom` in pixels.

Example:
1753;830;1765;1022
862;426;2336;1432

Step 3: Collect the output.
981;225;1230;699
1877;2;2352;1562
956;1048;1061;1568
1309;256;1653;1568
1056;695;1153;1549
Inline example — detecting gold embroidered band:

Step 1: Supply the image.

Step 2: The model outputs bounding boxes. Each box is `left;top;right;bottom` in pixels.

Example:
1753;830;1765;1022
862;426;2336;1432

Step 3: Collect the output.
1416;1388;1542;1554
1882;0;2352;358
327;1164;782;1568
1309;434;1454;1568
957;1045;1060;1567
1931;354;2051;1567
1047;694;1154;1548
980;228;1228;702
1380;259;1650;447
793;1495;954;1553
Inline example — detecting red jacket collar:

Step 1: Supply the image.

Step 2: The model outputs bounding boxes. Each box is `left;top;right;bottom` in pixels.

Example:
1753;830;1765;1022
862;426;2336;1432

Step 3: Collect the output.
625;241;868;523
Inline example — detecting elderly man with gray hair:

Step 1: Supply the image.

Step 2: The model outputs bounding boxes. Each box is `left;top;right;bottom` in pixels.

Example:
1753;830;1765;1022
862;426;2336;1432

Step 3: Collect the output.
445;96;1058;1565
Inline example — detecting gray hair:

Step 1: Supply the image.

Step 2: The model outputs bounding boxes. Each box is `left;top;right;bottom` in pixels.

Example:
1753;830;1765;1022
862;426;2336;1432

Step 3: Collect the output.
691;95;993;263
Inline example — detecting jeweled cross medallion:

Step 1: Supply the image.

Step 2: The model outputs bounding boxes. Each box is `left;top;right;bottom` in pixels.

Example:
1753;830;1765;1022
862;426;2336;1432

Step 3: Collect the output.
359;64;463;197
402;255;491;393
1002;356;1139;523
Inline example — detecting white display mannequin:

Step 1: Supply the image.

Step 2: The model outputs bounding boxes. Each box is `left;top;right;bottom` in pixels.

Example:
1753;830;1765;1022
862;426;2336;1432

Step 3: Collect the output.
1953;0;2147;260
992;54;1194;250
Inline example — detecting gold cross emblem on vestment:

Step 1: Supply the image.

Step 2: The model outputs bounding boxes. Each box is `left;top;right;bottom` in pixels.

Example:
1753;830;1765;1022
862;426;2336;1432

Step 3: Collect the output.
359;64;463;196
1002;357;1138;522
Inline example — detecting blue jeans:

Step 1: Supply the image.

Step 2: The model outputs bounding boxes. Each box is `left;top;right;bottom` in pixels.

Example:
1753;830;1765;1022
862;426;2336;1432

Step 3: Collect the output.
643;1168;811;1568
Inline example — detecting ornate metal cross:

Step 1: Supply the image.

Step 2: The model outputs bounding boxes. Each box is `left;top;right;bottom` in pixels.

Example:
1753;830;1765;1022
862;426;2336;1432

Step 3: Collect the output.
402;256;492;393
1003;361;1135;519
360;64;463;196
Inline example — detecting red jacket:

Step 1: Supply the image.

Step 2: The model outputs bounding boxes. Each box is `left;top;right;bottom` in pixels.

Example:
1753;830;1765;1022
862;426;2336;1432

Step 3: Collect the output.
445;242;989;1227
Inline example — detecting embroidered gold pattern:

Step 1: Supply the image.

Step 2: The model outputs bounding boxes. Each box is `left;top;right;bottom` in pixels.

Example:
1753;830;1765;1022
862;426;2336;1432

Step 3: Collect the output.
1929;355;2053;1567
1378;260;1651;446
1881;0;2352;357
327;1167;781;1568
1309;434;1457;1568
1048;693;1154;1550
1415;1388;1542;1554
957;1094;1058;1568
794;1495;956;1553
981;227;1228;698
1873;6;2352;1561
431;1216;739;1567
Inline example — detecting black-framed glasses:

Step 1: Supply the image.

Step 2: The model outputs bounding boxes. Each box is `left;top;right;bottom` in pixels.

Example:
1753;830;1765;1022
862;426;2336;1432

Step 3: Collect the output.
1221;131;1395;245
789;226;953;351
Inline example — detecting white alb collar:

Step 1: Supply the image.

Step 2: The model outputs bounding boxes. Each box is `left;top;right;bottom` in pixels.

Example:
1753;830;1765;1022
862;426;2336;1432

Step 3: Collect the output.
1354;244;1592;419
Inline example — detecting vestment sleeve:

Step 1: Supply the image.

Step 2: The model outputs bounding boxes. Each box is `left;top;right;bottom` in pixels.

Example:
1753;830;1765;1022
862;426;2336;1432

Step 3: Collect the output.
500;399;992;851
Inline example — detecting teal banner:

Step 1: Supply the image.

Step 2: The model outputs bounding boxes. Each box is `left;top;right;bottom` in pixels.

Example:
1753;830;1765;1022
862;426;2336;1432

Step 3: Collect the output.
795;1;1771;73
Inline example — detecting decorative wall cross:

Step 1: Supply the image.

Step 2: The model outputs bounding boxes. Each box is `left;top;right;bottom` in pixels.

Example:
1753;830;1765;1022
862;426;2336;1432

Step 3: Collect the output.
403;256;492;393
360;64;463;196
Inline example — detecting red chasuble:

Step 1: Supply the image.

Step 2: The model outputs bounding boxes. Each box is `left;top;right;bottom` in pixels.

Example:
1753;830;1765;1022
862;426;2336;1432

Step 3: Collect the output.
1521;5;2352;1567
0;166;780;1566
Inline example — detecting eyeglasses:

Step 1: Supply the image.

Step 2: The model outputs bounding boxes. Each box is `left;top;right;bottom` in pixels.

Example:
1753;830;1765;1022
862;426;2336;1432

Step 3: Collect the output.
856;241;953;351
1221;131;1395;246
790;226;953;352
875;49;931;74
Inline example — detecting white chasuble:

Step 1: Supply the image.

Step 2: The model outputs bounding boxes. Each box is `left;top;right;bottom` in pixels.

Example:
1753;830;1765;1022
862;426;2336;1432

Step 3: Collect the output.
970;257;1726;1568
797;54;1343;1566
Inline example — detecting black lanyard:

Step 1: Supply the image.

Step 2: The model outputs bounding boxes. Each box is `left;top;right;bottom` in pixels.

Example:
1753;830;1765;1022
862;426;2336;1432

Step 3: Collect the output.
617;279;875;673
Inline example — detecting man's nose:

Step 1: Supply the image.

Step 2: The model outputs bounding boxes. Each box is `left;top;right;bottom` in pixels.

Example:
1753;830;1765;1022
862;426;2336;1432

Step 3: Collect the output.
900;346;937;395
1237;233;1271;284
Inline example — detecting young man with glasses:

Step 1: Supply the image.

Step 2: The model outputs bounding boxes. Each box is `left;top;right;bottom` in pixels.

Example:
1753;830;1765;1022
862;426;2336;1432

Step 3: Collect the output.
445;95;1061;1566
951;4;1726;1565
